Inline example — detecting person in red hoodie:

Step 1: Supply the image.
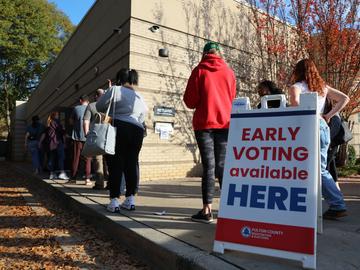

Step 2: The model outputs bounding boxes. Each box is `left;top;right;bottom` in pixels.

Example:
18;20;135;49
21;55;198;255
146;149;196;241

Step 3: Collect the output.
183;41;236;223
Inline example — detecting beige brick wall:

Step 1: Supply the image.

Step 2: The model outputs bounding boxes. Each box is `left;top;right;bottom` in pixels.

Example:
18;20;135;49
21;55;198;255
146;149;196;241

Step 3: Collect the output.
140;161;202;181
349;113;360;157
128;12;274;179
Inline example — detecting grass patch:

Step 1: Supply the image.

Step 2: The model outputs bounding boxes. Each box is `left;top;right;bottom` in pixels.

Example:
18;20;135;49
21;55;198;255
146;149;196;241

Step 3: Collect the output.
0;118;8;140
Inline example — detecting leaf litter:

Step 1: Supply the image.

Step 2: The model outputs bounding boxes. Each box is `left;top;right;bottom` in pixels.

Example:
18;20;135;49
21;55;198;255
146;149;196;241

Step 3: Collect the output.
0;162;149;270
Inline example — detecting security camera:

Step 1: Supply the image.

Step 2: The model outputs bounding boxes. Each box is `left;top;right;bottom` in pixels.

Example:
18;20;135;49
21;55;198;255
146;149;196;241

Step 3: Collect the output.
149;25;160;33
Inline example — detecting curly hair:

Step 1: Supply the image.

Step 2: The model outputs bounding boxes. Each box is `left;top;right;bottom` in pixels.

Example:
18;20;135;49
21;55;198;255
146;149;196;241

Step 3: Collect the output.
291;59;326;96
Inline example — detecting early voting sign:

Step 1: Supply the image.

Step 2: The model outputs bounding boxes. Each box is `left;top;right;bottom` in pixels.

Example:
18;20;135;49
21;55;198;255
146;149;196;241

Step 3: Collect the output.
214;94;319;269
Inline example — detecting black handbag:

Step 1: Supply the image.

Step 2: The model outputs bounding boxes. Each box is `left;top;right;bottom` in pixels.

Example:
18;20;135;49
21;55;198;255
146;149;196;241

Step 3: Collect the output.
331;120;353;146
324;98;353;146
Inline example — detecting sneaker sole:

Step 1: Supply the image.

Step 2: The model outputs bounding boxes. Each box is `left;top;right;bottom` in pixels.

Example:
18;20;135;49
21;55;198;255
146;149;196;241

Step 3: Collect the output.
107;206;120;213
191;217;214;224
323;212;348;220
92;186;106;190
120;205;136;211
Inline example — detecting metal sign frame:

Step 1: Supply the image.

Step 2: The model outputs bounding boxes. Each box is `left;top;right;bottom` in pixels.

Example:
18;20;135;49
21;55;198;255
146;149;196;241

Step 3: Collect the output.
214;94;319;269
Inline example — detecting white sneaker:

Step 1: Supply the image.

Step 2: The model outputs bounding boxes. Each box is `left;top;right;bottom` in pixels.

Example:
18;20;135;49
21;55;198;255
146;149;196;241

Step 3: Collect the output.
107;198;120;213
58;172;69;180
49;172;56;180
85;179;93;186
121;195;135;211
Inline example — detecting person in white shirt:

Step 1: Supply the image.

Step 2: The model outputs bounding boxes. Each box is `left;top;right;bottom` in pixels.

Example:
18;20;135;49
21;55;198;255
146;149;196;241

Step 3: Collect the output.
288;59;349;220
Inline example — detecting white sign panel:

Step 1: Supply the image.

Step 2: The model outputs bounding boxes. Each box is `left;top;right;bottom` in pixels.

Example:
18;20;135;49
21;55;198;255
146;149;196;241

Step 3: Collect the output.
214;94;319;269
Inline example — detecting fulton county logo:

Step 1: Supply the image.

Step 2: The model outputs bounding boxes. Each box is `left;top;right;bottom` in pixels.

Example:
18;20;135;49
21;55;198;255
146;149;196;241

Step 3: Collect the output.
241;226;252;238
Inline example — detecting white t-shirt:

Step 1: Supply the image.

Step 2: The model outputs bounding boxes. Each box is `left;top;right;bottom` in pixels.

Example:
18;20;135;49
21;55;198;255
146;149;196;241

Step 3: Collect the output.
292;81;327;113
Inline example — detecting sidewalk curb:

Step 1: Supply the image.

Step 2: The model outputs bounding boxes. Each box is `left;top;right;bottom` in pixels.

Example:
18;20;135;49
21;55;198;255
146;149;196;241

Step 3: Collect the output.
13;164;243;270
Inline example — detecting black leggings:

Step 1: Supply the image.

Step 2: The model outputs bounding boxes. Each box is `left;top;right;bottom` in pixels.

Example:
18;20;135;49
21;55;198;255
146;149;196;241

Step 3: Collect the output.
195;129;228;204
108;120;144;198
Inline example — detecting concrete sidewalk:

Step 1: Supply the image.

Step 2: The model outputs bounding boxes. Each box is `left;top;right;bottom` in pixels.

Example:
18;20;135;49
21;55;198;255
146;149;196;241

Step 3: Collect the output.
12;162;360;270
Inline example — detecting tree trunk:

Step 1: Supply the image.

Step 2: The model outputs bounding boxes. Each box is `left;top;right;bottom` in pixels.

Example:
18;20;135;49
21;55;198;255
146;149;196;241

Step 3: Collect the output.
3;78;11;133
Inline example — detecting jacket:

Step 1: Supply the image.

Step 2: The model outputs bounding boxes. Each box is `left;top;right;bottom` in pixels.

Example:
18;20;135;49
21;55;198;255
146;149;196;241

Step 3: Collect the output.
183;54;236;130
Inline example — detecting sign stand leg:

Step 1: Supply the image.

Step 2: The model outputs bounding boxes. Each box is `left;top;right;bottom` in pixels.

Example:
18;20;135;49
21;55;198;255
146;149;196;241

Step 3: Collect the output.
302;256;316;269
317;122;323;234
213;241;225;254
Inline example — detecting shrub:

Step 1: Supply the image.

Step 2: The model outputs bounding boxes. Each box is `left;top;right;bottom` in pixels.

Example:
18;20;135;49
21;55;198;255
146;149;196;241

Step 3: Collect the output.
355;157;360;165
348;145;356;166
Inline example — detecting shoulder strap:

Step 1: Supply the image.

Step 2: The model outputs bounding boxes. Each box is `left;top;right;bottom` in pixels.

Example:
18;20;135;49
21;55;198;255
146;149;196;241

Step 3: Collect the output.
112;87;116;125
105;86;116;122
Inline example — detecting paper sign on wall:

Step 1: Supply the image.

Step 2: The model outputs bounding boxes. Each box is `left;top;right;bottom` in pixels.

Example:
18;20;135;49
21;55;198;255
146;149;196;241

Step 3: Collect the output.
155;122;173;140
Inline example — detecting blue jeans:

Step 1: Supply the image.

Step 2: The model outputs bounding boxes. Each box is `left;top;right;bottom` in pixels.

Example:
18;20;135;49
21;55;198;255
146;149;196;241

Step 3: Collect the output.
48;142;65;172
320;119;346;211
28;140;41;171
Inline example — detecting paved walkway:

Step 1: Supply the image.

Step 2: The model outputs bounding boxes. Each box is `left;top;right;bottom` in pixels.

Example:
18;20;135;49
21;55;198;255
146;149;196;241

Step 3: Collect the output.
12;162;360;270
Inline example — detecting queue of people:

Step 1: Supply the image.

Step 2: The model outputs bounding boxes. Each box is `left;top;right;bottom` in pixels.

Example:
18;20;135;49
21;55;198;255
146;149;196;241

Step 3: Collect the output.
25;41;349;222
183;42;349;223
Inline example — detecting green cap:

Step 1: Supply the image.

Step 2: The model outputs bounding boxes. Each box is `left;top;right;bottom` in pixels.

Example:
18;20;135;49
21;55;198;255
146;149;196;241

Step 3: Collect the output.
203;41;220;53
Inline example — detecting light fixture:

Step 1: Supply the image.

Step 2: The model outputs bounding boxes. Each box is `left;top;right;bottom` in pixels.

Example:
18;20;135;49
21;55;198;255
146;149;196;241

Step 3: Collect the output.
113;27;122;35
94;66;99;76
149;25;160;33
159;48;169;57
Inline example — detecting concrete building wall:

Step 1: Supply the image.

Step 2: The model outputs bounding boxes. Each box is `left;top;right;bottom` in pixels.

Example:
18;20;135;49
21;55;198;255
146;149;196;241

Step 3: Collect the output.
22;0;352;180
10;101;27;161
25;0;132;121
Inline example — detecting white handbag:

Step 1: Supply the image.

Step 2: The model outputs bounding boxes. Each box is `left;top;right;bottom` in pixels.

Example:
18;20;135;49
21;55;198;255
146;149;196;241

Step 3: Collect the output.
82;88;117;156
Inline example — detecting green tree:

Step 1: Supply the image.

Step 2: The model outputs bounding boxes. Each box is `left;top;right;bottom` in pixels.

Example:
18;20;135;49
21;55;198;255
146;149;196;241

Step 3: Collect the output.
0;0;73;131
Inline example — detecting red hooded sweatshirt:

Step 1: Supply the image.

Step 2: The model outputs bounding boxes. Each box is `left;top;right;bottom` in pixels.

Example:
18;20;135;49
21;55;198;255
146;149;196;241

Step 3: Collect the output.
183;54;236;130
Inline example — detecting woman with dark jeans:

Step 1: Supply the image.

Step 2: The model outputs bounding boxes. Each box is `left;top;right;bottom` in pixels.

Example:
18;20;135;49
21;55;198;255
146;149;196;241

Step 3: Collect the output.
96;69;147;212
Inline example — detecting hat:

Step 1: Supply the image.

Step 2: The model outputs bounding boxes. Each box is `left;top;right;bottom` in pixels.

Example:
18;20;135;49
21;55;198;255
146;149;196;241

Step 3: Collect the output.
203;41;220;53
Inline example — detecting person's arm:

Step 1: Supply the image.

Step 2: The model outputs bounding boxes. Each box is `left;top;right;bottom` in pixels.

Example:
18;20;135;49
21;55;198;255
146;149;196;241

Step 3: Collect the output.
83;105;91;135
84;120;90;135
183;69;200;109
96;86;115;113
323;86;350;122
288;85;301;106
38;132;45;149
